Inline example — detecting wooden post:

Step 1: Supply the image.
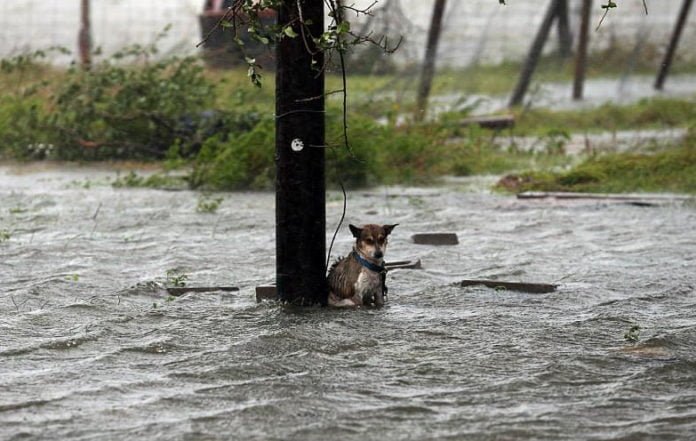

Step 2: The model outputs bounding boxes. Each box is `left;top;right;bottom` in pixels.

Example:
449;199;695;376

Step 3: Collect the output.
509;0;561;107
556;0;573;58
415;0;448;121
275;0;327;306
573;0;592;100
655;0;693;90
78;0;91;68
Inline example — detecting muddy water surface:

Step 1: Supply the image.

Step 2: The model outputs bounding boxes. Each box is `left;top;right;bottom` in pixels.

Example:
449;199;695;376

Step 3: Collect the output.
1;164;696;440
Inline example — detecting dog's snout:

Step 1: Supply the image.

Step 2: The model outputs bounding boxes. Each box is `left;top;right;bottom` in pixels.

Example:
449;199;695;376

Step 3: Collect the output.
374;250;383;259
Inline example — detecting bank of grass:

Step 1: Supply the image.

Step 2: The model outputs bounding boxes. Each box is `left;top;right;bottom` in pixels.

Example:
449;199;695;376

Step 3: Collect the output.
184;112;574;190
498;132;696;194
1;51;695;191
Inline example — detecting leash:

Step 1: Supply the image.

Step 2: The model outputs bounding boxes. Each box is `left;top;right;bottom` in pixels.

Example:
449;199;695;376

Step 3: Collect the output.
351;251;389;302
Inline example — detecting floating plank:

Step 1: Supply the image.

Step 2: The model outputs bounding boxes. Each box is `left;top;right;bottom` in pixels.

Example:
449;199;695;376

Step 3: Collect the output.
460;114;515;130
256;286;278;302
517;191;693;202
166;286;239;297
386;259;422;270
412;233;459;246
457;279;557;294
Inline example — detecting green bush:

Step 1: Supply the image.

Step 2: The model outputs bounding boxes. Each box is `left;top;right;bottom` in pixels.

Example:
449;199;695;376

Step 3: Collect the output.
186;110;443;190
0;45;218;160
47;54;214;160
0;50;62;159
190;117;275;190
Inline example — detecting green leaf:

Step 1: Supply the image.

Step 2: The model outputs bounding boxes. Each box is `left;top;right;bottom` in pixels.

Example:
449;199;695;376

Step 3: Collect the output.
283;26;298;38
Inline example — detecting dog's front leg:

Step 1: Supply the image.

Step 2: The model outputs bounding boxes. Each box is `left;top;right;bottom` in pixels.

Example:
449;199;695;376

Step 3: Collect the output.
328;291;362;308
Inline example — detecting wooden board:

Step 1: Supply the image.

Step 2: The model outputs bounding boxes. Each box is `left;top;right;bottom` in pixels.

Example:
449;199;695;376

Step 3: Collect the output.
517;191;693;202
386;259;422;270
457;279;557;294
166;286;239;297
412;233;459;246
460;114;515;130
256;286;277;302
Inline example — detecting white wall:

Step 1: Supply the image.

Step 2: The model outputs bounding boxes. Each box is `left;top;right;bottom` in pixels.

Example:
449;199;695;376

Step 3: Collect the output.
0;0;202;63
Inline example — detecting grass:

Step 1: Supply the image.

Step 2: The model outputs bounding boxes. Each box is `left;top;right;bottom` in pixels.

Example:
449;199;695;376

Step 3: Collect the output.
513;98;696;135
497;132;696;194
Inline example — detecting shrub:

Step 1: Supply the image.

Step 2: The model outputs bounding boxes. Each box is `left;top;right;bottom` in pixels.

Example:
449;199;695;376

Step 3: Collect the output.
190;117;275;190
0;45;217;160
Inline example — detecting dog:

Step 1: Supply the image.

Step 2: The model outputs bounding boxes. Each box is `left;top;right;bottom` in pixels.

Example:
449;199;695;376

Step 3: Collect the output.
327;223;398;307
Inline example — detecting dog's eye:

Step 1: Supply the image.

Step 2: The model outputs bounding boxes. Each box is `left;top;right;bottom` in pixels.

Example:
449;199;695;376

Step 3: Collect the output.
364;238;374;245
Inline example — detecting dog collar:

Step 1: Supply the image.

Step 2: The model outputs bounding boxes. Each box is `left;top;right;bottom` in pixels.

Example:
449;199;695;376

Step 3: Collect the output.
352;250;386;274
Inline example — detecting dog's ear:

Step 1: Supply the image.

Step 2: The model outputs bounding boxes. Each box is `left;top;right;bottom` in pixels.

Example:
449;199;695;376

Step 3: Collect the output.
349;224;363;238
383;224;398;236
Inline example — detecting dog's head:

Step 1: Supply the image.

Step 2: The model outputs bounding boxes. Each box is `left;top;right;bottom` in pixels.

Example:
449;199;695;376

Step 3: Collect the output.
349;223;398;262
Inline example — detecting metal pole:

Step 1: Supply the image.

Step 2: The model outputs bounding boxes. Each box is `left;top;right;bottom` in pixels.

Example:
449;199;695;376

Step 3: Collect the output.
78;0;91;68
655;0;693;90
275;0;327;306
573;0;592;100
415;0;448;121
509;0;561;107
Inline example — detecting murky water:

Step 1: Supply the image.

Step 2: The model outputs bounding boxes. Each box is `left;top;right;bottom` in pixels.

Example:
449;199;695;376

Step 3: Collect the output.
2;164;696;440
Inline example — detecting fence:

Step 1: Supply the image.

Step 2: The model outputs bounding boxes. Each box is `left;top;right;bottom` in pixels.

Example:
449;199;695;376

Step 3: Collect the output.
0;0;694;68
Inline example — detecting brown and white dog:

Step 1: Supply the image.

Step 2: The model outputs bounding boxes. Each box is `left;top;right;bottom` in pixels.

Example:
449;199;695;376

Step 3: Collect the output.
327;223;398;307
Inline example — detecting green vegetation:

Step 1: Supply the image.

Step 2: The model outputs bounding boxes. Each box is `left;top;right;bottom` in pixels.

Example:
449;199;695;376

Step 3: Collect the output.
196;195;224;213
514;98;696;135
166;269;188;287
624;325;641;343
1;44;695;193
112;171;187;189
498;132;696;194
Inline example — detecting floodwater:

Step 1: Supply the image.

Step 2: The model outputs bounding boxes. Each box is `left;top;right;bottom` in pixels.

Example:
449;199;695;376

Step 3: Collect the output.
2;164;696;440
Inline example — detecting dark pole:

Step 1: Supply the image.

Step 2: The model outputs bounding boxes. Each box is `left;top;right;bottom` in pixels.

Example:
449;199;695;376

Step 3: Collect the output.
509;0;560;107
573;0;592;100
78;0;91;68
275;0;327;306
415;0;447;121
556;0;573;58
655;0;693;90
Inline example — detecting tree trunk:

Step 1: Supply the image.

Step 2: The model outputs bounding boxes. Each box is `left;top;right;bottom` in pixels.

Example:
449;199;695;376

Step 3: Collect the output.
556;0;573;58
415;0;447;121
573;0;592;100
655;0;693;90
275;0;327;306
78;0;91;69
509;0;561;107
